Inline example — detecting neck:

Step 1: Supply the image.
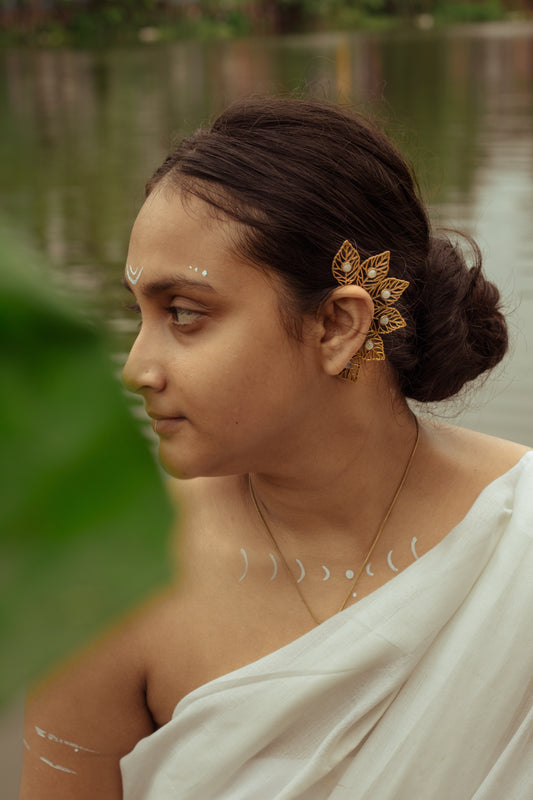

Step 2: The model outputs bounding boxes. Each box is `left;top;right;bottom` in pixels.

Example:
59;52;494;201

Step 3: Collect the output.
247;384;419;553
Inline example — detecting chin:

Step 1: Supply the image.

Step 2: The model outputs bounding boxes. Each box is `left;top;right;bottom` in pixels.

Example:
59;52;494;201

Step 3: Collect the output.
158;444;245;481
158;444;216;481
158;450;193;480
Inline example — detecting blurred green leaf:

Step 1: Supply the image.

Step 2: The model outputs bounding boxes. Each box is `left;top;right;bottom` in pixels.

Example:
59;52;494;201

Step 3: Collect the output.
0;224;173;709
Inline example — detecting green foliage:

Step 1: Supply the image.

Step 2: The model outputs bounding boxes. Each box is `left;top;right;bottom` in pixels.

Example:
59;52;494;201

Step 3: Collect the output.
435;1;505;23
359;0;388;13
0;225;173;708
315;0;396;31
0;0;521;46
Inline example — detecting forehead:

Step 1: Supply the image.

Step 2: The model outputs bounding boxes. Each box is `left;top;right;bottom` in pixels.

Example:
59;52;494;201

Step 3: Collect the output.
129;189;232;259
125;189;280;300
127;191;232;281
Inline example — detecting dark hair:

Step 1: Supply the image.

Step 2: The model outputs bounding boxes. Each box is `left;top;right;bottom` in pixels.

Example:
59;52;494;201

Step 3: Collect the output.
147;96;508;403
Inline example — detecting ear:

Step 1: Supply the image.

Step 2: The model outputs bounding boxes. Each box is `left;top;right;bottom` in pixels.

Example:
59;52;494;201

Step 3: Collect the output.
315;286;374;378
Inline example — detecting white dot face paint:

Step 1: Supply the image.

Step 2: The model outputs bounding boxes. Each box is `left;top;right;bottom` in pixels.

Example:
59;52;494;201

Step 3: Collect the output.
345;569;355;580
188;265;208;277
126;264;143;285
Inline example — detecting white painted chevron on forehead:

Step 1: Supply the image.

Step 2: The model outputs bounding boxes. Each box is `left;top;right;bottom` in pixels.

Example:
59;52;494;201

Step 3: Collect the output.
126;264;143;284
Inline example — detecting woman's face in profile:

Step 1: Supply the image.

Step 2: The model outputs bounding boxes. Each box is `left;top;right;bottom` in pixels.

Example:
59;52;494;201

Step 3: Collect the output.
122;189;319;480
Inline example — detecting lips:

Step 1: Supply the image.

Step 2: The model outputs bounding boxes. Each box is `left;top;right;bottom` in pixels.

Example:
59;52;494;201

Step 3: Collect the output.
148;413;186;436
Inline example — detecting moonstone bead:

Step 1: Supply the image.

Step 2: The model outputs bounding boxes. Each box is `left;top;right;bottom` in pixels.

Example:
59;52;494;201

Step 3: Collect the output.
368;268;377;278
381;289;391;300
365;340;374;350
342;262;352;272
380;315;389;326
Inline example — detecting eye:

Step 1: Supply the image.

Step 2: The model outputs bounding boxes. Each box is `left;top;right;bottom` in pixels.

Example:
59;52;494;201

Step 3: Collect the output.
124;302;142;328
169;306;203;327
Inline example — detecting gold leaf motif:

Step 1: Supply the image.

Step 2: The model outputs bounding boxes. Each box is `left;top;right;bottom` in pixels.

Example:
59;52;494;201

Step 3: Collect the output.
372;278;409;305
360;251;390;288
361;334;385;362
338;355;362;382
375;307;407;333
332;240;361;286
330;241;409;382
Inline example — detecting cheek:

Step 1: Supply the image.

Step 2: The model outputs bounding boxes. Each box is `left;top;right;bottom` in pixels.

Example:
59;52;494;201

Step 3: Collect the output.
166;317;306;426
222;349;307;430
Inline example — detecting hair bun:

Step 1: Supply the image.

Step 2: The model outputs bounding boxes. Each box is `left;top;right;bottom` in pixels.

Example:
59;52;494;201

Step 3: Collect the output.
399;233;509;403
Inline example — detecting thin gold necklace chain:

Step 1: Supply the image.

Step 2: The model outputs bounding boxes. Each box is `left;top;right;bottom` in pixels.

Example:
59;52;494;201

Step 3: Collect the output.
248;417;420;626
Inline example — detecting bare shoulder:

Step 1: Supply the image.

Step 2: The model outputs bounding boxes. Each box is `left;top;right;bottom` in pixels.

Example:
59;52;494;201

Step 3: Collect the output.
140;476;302;721
417;420;531;529
20;606;158;799
428;421;530;480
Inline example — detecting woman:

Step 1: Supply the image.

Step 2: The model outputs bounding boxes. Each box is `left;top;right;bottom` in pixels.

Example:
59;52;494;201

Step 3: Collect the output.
20;97;532;799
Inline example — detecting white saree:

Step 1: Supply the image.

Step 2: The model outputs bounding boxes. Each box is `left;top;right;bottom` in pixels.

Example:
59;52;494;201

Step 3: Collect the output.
121;452;533;800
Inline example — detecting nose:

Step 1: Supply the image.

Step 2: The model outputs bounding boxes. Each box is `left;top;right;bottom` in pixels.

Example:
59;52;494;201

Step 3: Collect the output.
121;331;166;395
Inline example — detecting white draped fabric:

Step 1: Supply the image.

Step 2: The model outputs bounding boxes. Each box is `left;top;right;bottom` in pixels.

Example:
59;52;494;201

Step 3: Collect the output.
121;452;533;799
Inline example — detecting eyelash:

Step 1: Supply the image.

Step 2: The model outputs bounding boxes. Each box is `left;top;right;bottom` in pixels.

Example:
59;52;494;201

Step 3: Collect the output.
124;303;202;329
168;306;203;326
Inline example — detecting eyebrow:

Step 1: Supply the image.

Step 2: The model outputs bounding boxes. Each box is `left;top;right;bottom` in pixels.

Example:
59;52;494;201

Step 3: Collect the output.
122;274;218;297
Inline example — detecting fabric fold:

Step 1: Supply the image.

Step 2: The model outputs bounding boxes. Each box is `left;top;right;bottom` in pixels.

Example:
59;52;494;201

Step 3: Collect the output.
121;452;533;800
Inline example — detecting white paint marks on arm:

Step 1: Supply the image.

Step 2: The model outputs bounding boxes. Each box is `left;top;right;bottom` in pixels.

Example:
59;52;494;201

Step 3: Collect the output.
366;562;374;577
39;757;78;775
34;726;99;754
321;565;330;581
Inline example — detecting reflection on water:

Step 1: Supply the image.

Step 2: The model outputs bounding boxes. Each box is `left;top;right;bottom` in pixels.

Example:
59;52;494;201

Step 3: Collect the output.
1;22;532;443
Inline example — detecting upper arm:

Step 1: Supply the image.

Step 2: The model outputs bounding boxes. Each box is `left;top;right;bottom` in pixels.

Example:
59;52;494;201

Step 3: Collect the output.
19;619;156;800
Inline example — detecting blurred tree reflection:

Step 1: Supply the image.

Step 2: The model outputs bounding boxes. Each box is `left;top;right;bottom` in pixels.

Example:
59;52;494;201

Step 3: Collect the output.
0;0;525;41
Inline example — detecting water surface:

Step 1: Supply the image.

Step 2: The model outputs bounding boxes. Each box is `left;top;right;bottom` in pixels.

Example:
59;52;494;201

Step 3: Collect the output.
1;21;532;443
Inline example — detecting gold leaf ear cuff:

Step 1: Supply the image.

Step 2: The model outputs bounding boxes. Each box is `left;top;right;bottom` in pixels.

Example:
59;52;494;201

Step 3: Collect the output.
332;240;409;382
